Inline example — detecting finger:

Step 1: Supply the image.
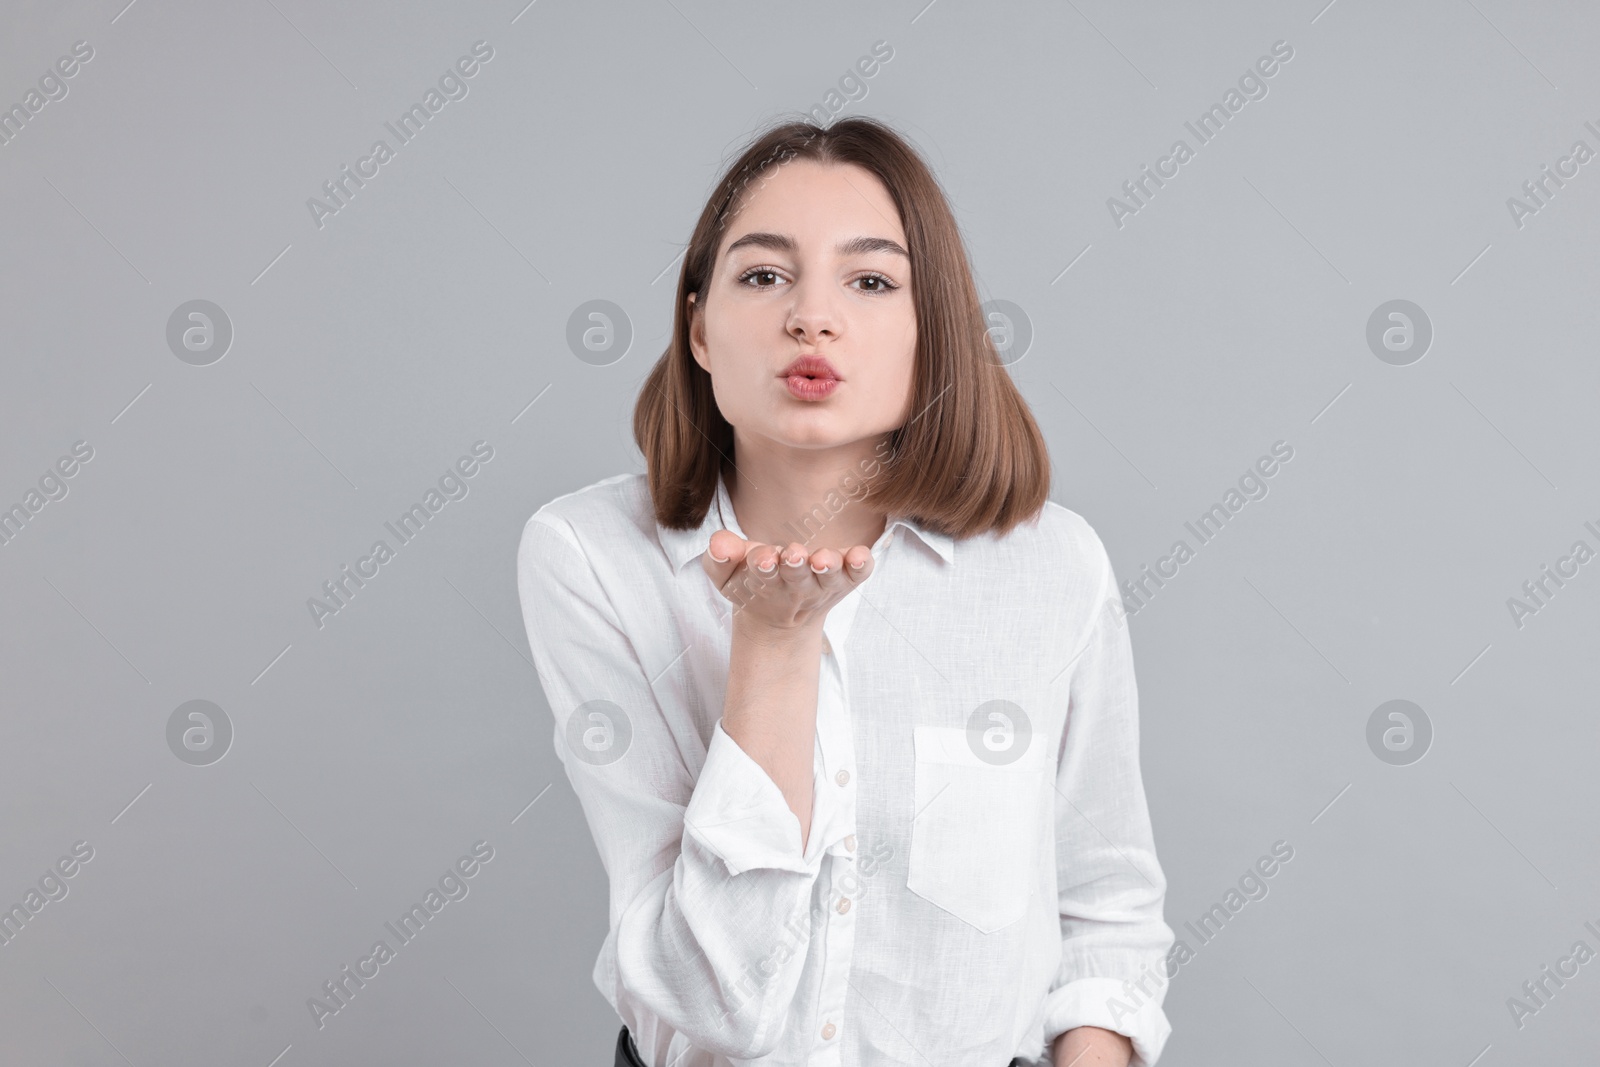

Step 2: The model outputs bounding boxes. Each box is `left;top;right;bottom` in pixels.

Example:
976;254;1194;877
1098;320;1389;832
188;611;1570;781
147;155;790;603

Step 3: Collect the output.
808;546;848;596
840;545;875;587
777;542;814;587
725;541;782;615
745;541;782;577
733;541;781;597
701;529;750;587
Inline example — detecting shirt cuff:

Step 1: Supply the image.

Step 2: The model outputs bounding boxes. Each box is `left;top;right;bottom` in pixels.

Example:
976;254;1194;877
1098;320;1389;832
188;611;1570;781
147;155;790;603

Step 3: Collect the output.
682;719;821;877
1041;976;1172;1067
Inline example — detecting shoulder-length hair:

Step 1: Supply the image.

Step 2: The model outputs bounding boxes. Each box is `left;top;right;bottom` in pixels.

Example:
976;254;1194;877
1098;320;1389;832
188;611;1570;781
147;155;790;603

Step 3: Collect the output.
632;115;1051;541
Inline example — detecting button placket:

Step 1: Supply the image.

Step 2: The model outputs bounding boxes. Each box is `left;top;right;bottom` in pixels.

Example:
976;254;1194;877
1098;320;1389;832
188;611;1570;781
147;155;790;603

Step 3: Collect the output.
810;852;854;1064
807;855;853;1066
814;623;856;856
812;626;857;1064
812;627;864;1067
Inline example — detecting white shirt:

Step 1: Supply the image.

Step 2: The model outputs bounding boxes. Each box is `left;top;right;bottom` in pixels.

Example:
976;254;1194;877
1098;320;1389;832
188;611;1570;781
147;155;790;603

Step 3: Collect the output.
516;470;1174;1067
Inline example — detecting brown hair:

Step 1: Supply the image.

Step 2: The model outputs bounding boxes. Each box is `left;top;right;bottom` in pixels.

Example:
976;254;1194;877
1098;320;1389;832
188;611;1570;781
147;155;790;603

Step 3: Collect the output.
632;115;1051;541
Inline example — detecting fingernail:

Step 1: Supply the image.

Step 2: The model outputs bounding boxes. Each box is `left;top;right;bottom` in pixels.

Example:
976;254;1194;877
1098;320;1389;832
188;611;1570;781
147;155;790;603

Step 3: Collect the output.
849;559;865;569
811;563;830;574
709;551;729;563
783;553;804;567
756;559;776;573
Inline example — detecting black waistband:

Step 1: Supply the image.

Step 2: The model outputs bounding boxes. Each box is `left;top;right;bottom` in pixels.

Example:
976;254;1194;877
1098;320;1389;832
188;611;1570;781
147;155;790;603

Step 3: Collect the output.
616;1025;1028;1066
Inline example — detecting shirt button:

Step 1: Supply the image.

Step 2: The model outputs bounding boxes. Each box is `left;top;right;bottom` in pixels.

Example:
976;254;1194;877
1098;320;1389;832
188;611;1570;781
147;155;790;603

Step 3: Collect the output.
844;834;856;852
821;1022;836;1040
836;896;851;914
835;769;850;787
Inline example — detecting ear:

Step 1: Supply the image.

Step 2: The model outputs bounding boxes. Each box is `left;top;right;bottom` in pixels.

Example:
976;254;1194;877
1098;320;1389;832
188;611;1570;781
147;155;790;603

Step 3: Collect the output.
686;291;710;374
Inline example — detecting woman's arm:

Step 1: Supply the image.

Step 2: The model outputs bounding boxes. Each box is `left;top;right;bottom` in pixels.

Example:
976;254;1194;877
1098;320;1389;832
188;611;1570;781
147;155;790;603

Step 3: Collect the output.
708;530;873;853
722;615;825;851
517;515;836;1061
1039;523;1176;1067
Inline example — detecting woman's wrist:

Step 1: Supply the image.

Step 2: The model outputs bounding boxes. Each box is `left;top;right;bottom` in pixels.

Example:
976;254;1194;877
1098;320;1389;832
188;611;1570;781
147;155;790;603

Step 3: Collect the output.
730;611;825;651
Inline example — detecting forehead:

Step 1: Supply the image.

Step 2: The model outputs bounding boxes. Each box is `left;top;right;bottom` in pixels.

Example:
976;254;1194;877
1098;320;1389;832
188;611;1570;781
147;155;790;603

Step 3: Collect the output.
723;159;904;245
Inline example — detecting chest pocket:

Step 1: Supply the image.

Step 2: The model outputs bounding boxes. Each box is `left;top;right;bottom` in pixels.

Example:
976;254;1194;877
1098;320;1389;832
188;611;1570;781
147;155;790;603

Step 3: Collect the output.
905;724;1053;934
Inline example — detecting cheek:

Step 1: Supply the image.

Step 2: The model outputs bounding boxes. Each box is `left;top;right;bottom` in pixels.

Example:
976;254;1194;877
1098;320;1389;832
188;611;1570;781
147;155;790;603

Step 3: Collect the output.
891;323;918;415
703;321;771;418
881;318;917;386
888;307;916;362
854;321;917;420
709;299;774;354
705;358;749;419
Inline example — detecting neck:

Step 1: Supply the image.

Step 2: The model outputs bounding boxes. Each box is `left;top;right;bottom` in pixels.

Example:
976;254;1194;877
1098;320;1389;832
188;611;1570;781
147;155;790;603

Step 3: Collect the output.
722;437;890;554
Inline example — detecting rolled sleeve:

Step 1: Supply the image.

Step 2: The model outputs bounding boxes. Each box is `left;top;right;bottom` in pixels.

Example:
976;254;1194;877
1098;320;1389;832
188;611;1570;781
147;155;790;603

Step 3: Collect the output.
1043;535;1175;1067
684;718;821;877
1041;977;1172;1067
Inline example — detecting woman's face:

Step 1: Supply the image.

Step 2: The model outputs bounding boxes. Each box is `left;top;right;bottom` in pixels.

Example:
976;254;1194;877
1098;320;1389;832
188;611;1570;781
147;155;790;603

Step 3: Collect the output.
688;159;917;454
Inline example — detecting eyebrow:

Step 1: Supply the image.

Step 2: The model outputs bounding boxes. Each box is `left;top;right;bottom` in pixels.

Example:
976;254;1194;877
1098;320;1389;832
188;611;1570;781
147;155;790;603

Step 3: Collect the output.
724;232;909;259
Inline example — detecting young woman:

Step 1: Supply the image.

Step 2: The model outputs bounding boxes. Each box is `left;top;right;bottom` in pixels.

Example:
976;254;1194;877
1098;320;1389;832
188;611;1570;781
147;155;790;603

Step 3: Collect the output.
517;116;1174;1067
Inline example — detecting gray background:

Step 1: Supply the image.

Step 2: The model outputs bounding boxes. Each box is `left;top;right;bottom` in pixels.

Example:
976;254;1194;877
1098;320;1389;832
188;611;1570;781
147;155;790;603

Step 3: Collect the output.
2;0;1597;1063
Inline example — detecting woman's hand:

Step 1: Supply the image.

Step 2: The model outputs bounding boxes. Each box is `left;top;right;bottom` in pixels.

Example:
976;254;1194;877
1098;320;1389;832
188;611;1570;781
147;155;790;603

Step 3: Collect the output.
700;529;875;636
1053;1025;1133;1066
700;529;874;848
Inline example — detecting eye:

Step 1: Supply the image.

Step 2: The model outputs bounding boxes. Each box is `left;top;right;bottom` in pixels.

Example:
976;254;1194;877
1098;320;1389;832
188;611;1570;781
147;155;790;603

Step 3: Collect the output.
852;272;900;294
734;267;902;294
736;266;787;289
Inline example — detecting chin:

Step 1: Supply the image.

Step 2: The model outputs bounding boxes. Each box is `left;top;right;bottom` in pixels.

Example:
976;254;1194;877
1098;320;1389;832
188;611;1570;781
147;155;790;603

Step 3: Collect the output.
769;417;855;449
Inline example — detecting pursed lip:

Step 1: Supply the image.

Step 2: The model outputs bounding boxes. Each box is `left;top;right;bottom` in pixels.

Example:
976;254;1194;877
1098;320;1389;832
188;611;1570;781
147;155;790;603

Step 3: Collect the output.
778;354;842;381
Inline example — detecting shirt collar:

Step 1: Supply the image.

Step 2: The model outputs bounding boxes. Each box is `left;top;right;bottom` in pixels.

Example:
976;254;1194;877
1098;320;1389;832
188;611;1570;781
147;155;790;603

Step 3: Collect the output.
654;467;955;573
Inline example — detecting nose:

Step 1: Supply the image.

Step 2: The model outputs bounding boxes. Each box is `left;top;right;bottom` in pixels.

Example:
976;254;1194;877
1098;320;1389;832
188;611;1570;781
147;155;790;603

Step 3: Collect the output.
785;276;839;345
